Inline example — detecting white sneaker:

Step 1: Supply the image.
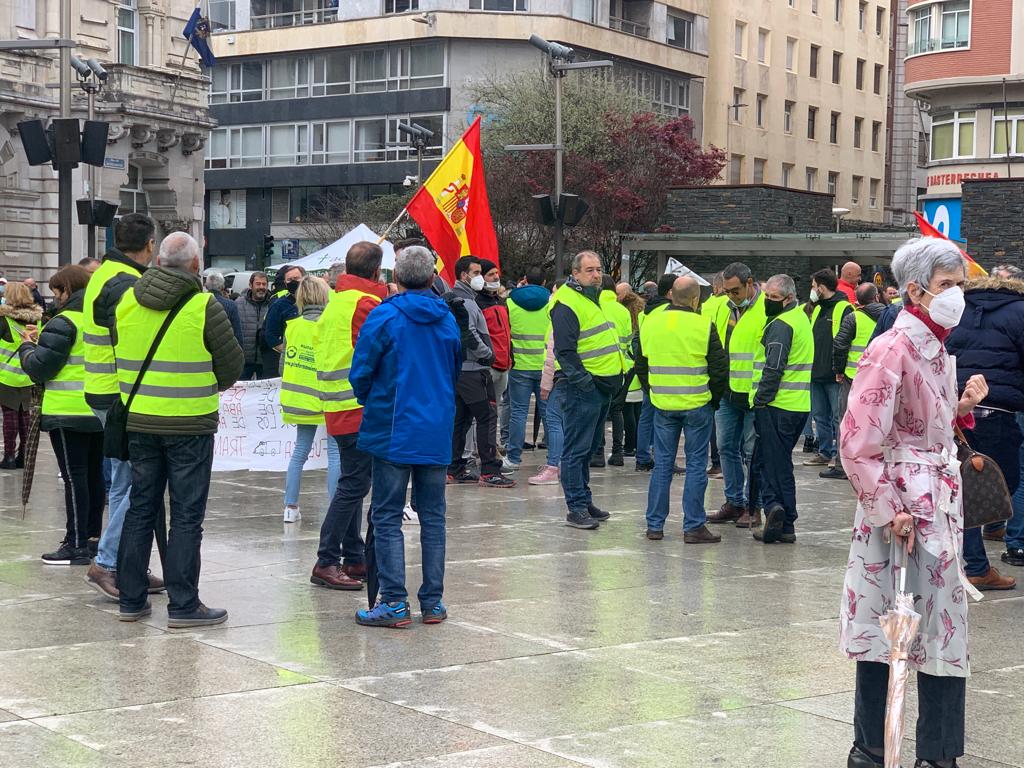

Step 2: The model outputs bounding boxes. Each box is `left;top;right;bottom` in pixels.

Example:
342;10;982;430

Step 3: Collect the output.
402;504;420;525
283;506;301;523
501;456;520;472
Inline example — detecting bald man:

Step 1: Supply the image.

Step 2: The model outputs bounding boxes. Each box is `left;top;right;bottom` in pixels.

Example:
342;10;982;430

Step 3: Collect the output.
836;262;861;303
615;282;631;301
636;276;727;542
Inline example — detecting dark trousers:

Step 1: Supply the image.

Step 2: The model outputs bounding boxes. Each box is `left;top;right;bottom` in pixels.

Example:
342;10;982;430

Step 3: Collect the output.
118;432;213;614
316;433;369;568
449;369;500;476
753;406;805;530
709;416;720;468
49;428;105;547
609;380;640;456
2;405;27;459
240;362;263;380
854;661;965;762
962;410;1022;576
559;381;611;513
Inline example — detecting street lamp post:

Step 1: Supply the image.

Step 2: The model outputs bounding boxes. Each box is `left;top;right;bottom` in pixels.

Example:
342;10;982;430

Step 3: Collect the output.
70;56;108;259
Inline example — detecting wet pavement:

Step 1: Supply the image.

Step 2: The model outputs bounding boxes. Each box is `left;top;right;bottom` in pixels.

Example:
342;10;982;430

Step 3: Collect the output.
0;444;1020;768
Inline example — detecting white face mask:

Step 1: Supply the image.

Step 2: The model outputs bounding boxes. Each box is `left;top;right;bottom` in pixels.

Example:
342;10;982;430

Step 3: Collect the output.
922;286;966;329
809;289;820;303
469;275;485;292
484;280;501;292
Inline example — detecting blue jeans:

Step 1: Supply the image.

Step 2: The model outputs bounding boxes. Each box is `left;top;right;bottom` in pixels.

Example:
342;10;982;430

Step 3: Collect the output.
543;381;566;468
284;424;341;508
635;393;655;464
316;433;368;567
371;457;447;609
810;381;842;460
507;369;546;465
1008;414;1024;551
96;457;132;571
118;433;213;614
646;405;713;532
716;399;756;507
558;380;611;513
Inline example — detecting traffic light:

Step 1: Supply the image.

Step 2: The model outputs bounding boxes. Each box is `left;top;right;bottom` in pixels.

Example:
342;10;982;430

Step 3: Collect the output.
263;234;275;262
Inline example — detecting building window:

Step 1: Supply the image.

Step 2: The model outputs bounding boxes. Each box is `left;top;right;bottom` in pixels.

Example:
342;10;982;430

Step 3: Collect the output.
871;120;882;151
858;1;866;30
786;38;797;71
354;119;387;162
782;163;794;188
354;49;387;93
830;111;840;144
875;5;885;35
667;11;694;49
918;131;930;166
206;126;263;169
268;124;309;166
806;167;818;191
832;51;842;84
210;62;263;104
753;158;766;184
209;0;236;31
788;0;795;6
869;178;879;208
311;52;351;96
651;75;691;116
756;94;767;127
812;0;819;14
992;109;1024;156
834;0;842;23
852;175;863;206
117;0;137;65
734;21;746;57
827;171;839;196
312;121;352;165
810;44;820;78
267;57;310;99
384;0;418;11
729;154;743;184
873;63;883;94
856;58;865;90
120;164;147;214
808;106;818;139
931;110;975;160
940;1;970;49
854;116;863;148
757;28;769;64
784;100;794;133
909;1;969;55
210;190;247;229
571;0;596;23
469;0;527;9
731;88;745;122
251;0;337;30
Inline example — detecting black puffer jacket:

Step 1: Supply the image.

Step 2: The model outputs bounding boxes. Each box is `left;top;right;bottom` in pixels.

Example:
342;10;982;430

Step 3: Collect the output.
947;277;1024;412
87;248;146;410
112;267;244;435
18;290;101;432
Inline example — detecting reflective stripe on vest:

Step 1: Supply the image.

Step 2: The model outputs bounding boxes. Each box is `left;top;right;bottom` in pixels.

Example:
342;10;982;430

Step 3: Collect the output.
0;317;31;388
314;288;381;414
639;308;713;410
750;308;813;412
114;291;218;417
83;259;138;396
553;285;624;377
845;309;877;380
507;300;550;372
281;315;323;425
42;310;93;418
713;292;768;394
599;291;634;370
810;299;851;339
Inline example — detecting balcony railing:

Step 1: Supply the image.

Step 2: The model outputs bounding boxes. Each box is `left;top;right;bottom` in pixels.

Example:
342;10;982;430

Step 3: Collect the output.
609;16;650;39
251;8;338;29
909;36;968;55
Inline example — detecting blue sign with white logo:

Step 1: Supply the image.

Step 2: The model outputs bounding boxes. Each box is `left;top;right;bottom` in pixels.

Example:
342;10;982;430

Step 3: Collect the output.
922;198;963;243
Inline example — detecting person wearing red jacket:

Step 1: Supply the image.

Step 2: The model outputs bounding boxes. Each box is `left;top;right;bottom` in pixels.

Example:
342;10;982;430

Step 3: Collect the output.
476;259;512;453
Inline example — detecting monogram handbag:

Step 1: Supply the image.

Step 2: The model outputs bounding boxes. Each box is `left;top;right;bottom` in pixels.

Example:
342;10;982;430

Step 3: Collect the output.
954;426;1014;530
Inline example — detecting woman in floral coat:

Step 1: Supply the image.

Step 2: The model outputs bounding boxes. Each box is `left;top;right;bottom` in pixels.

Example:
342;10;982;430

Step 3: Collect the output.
840;238;988;768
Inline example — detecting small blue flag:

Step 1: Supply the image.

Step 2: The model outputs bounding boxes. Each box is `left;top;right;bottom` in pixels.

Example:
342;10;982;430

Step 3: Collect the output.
183;8;216;68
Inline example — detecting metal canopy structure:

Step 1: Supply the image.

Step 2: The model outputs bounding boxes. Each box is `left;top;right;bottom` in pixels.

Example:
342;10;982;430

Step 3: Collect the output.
621;232;915;276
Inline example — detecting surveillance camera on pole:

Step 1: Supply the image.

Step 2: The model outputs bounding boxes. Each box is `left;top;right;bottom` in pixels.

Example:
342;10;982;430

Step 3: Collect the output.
86;58;108;81
69;55;92;79
528;34;574;61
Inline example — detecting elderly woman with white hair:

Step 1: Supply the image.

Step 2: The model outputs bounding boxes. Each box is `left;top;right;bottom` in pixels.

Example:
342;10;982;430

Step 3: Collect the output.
840;237;988;768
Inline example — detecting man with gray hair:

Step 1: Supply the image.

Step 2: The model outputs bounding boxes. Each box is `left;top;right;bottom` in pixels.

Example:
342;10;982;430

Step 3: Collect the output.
112;231;243;627
349;245;462;627
204;270;242;346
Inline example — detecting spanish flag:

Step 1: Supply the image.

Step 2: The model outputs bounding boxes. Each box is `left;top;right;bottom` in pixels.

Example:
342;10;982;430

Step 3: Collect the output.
913;211;987;278
407;116;498;284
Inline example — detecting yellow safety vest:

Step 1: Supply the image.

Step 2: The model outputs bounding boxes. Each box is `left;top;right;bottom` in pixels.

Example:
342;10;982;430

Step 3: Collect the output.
751;308;813;412
114;291;219;417
0;317;32;388
701;293;728;320
713;292;768;395
41;309;91;418
83;259;139;397
810;300;851;339
600;290;634;368
552;284;624;376
508;300;550;373
845;309;877;380
640;307;712;410
314;288;381;414
280;315;323;425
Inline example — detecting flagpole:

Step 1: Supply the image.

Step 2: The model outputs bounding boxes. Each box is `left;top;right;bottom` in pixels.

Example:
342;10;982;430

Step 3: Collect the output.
170;1;203;106
377;207;410;244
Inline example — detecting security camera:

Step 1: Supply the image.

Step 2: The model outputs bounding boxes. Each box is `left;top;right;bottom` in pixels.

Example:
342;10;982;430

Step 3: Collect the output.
411;123;434;139
69;55;92;78
397;123;434;140
86;59;108;81
403;175;419;187
529;34;574;61
832;207;851;216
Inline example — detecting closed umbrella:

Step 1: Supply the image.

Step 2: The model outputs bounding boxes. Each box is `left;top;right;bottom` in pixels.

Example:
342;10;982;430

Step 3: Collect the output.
19;385;43;519
879;545;922;768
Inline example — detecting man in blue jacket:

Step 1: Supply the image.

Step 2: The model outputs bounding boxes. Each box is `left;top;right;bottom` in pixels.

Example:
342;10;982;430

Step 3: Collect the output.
350;245;462;628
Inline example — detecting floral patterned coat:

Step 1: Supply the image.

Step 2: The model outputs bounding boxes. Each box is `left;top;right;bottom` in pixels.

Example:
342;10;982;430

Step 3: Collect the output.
839;310;979;678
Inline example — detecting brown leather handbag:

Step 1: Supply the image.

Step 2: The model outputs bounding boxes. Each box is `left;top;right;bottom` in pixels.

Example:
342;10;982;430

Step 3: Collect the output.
954;426;1015;529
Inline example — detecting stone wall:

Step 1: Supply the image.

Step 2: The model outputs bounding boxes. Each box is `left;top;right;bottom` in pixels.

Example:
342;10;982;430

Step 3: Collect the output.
661;185;836;234
962;178;1024;267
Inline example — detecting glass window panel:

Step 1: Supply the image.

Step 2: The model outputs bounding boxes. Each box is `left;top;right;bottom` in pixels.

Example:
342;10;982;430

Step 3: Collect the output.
327;122;351;162
269;125;295;165
355;49;387;92
410;44;444;87
354;119;386;161
267;59;295;99
994;121;1009;155
958;121;974;156
571;0;594;23
241;62;263;100
931;122;953;160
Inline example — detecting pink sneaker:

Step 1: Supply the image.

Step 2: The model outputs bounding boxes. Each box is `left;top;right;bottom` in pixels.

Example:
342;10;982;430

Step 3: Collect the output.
529;466;560;485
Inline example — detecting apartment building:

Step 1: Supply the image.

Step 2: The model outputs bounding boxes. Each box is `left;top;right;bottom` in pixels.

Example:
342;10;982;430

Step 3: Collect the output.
705;0;891;221
905;0;1024;242
205;0;711;269
0;0;212;279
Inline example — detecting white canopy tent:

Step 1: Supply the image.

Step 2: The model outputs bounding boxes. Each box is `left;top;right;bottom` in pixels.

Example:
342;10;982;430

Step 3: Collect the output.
270;223;396;273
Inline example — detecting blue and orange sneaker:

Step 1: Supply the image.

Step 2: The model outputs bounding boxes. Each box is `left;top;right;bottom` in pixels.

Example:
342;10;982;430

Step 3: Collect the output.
356;601;412;628
421;603;448;624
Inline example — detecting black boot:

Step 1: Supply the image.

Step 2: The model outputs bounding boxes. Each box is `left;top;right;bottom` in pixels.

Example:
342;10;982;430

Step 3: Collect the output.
847;745;883;768
0;455;16;470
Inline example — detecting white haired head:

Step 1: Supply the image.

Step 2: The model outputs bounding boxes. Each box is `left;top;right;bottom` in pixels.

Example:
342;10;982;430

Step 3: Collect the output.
891;237;965;305
158;232;201;273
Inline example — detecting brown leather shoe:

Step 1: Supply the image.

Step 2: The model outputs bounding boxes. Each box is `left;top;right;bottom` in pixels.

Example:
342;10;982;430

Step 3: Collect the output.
707;502;744;524
735;507;762;529
982;528;1006;542
683;525;722;544
85;563;119;602
341;562;367;582
968;567;1017;591
310;564;364;591
147;571;166;594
